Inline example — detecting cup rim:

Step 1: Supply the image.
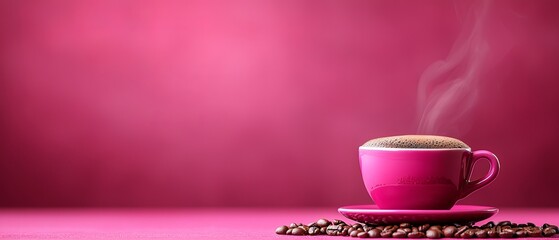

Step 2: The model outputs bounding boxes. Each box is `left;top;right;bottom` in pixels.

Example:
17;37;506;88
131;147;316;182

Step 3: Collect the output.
359;146;472;151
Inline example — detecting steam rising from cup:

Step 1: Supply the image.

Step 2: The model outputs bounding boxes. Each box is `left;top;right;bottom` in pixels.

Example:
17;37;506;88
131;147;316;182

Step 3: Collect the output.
417;1;491;136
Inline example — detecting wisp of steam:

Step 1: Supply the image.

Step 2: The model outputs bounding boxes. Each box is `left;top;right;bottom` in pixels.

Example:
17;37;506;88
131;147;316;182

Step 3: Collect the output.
417;1;491;136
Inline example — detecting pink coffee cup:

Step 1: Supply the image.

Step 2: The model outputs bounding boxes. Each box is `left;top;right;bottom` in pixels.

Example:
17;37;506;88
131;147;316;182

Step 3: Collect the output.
359;137;500;210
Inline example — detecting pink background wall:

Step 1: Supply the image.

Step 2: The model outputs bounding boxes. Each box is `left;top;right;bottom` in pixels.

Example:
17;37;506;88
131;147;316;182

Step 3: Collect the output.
1;0;559;208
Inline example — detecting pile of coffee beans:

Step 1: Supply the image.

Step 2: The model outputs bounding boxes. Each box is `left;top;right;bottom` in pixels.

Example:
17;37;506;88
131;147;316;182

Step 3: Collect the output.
276;219;558;238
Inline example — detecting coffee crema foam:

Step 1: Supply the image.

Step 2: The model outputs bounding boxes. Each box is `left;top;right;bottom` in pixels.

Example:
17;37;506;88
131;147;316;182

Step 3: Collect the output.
361;135;469;149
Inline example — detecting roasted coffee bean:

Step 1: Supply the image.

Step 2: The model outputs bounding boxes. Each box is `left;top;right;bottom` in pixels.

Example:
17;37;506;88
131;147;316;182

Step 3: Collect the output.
291;227;306;235
411;227;419;232
320;226;327;234
400;223;411;228
307;228;320;234
316;218;330;227
332;219;346;225
460;229;476;238
543;227;557;237
289;223;298;228
357;231;369;238
516;229;527;237
286;228;293;235
542;223;559;231
443;226;457;237
528;228;542;237
496;225;502;234
499;232;514;238
527;222;536;227
392;230;406;238
475;229;488;238
547;224;559;232
425;229;441;239
454;226;468;238
329;225;343;231
348;229;364;237
350;230;359;237
326;225;340;235
275;225;289;235
481;221;495;228
418;224;429;232
380;230;393;238
402;228;411;233
429;225;442;230
368;229;381;238
499;229;514;238
308;226;320;235
487;228;499;238
408;231;425;238
497;220;512;226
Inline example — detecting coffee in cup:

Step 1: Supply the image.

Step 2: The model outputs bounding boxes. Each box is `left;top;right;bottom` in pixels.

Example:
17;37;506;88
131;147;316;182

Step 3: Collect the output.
359;135;500;210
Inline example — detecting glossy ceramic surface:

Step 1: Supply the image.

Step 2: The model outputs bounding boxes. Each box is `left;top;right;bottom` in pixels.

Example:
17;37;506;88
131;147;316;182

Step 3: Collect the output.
359;148;500;209
338;205;498;225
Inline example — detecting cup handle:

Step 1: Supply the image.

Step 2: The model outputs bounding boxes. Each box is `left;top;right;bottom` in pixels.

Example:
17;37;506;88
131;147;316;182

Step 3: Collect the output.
459;150;500;199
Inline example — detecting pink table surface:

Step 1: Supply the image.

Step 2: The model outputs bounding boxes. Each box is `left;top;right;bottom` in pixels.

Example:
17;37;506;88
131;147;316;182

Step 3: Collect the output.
0;208;558;239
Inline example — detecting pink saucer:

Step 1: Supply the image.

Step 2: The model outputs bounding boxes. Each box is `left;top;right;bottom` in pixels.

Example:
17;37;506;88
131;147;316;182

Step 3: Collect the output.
338;205;498;225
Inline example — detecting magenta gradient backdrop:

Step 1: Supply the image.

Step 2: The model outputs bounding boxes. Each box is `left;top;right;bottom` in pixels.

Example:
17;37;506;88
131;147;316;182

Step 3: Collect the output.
1;0;559;208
